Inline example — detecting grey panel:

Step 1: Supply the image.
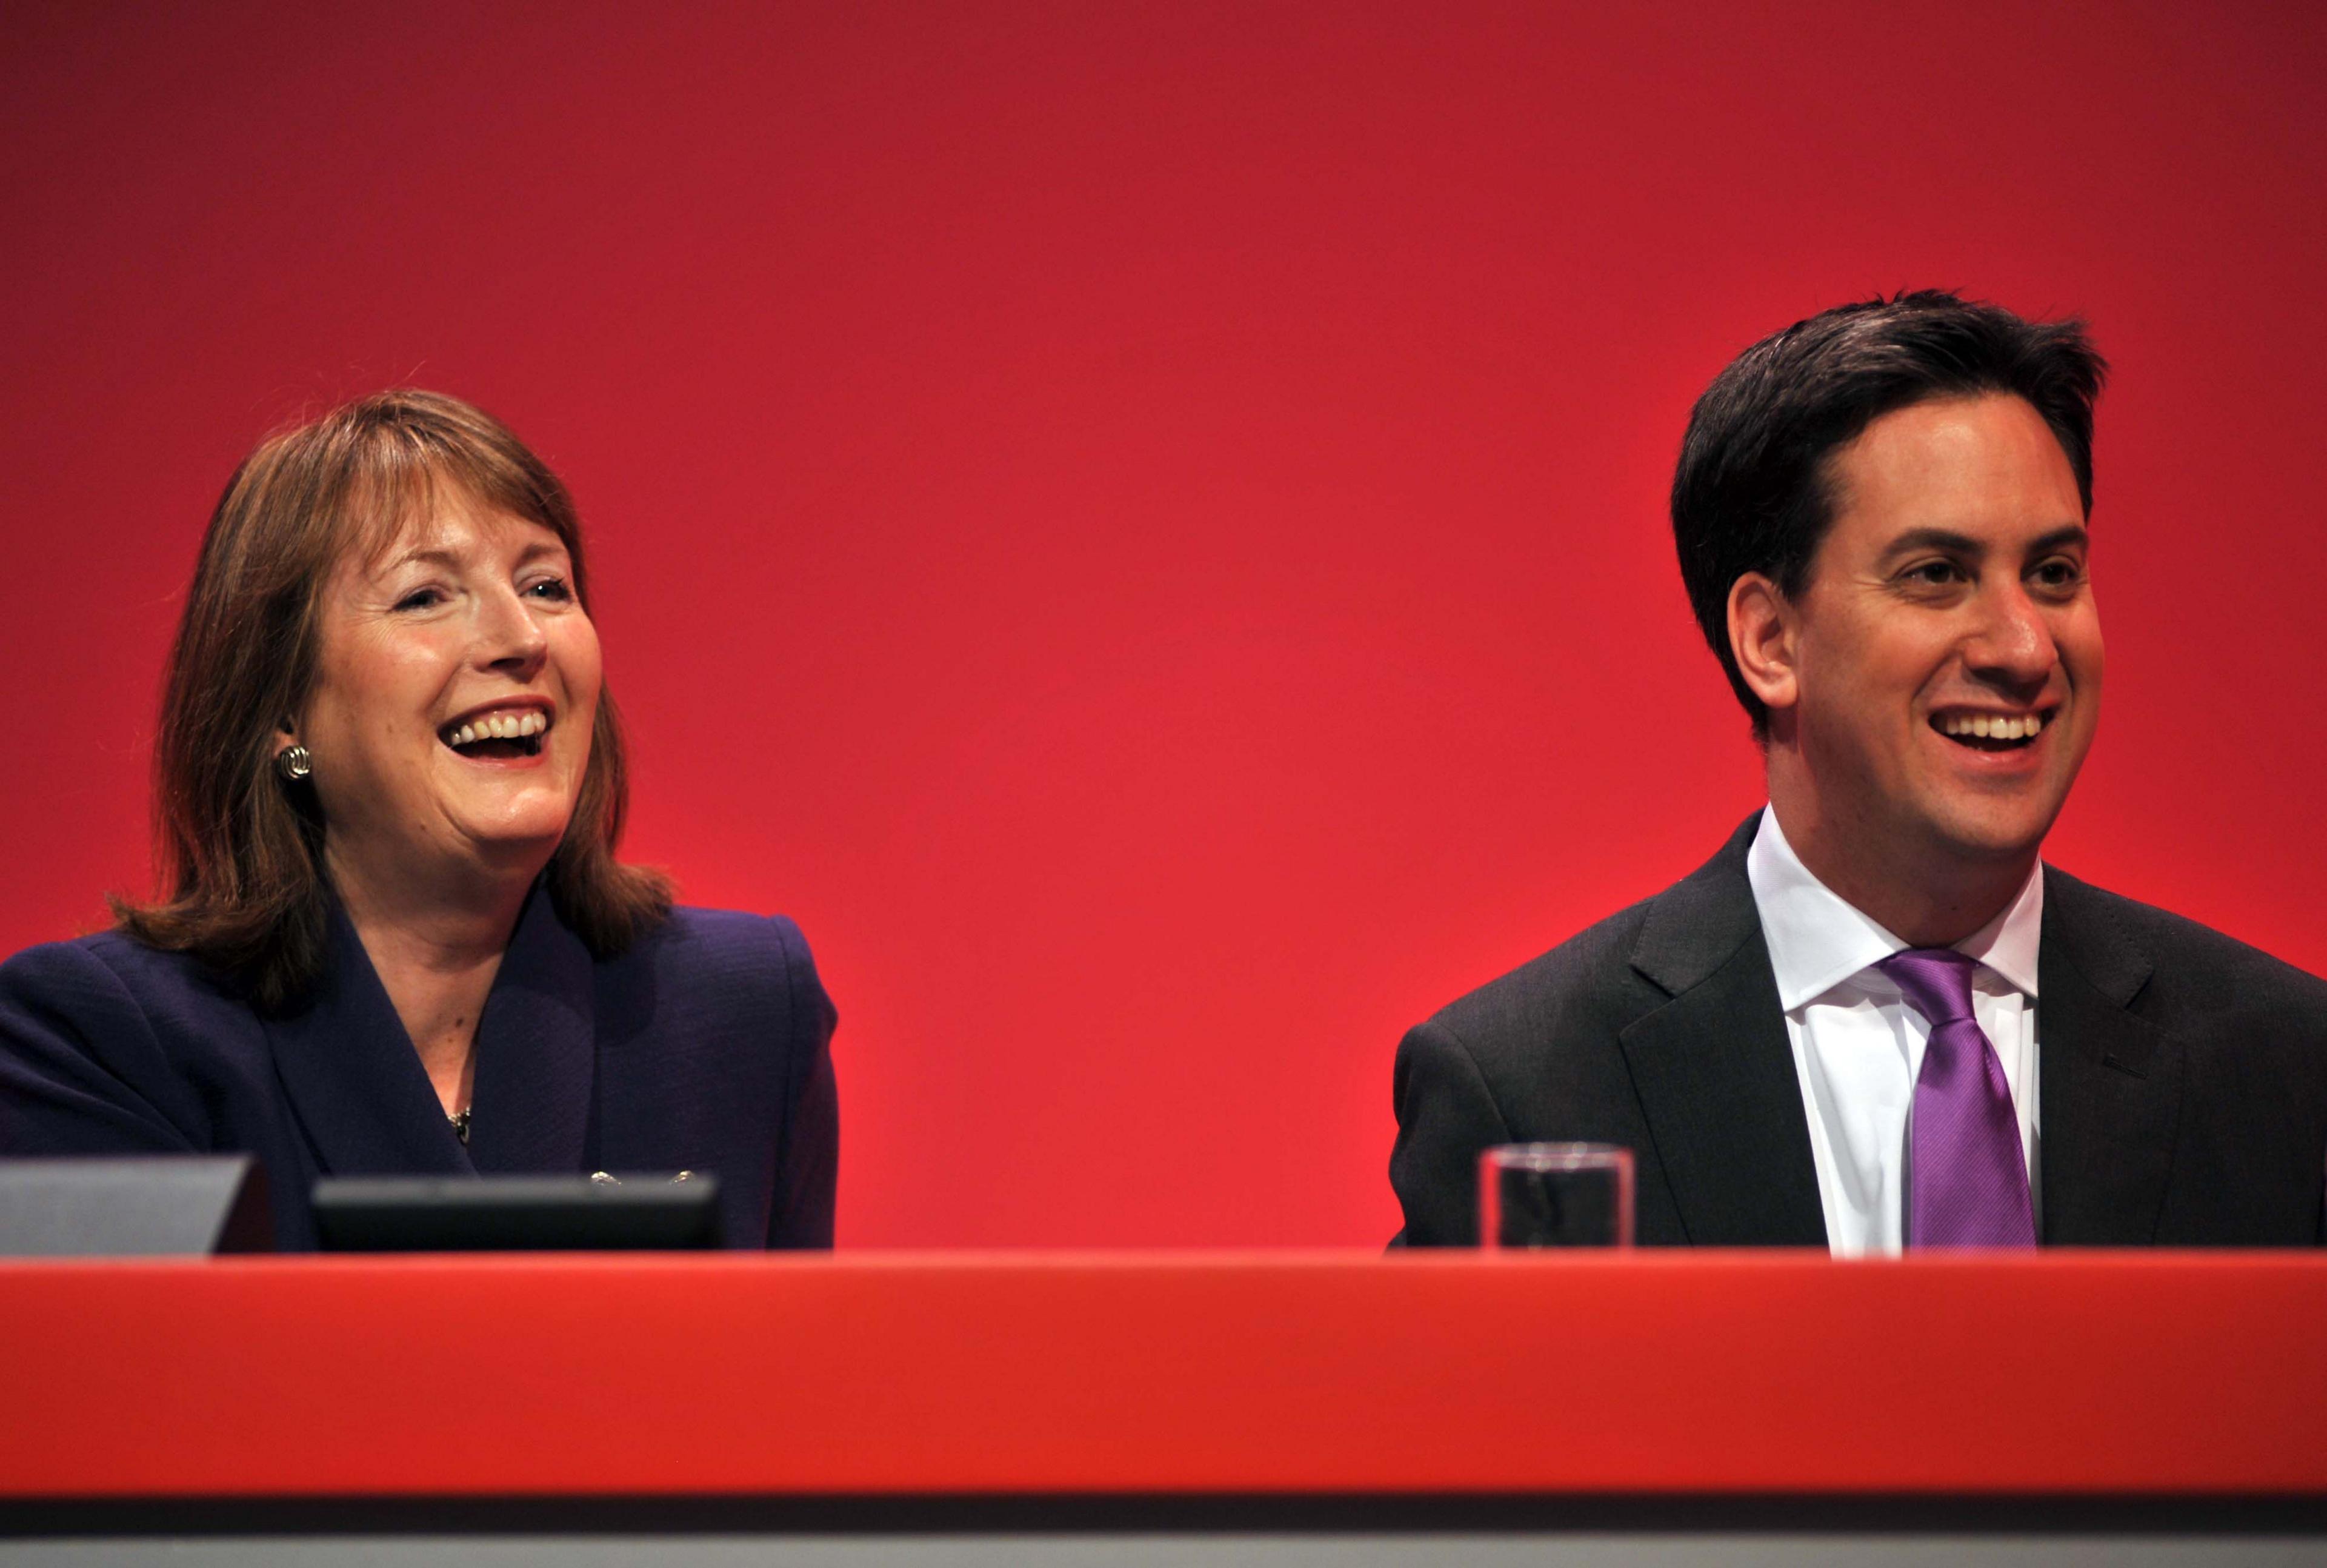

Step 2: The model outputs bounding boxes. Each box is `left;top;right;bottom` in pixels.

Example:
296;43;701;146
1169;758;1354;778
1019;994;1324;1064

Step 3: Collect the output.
0;1155;270;1255
2;1535;2323;1566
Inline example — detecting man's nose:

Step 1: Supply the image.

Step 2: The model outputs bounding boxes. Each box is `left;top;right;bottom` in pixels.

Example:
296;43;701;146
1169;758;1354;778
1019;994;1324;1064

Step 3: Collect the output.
1965;582;2056;693
474;586;549;677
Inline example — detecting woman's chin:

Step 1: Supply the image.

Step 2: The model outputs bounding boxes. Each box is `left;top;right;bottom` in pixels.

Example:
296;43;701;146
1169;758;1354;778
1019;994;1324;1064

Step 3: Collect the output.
447;802;576;869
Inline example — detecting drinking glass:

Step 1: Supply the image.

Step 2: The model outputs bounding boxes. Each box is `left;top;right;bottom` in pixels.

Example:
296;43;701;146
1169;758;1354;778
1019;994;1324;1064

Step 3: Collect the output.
1478;1143;1634;1248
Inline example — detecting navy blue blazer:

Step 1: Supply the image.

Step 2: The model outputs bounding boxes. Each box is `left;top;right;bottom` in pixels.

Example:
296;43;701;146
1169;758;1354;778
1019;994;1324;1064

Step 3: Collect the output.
0;886;838;1250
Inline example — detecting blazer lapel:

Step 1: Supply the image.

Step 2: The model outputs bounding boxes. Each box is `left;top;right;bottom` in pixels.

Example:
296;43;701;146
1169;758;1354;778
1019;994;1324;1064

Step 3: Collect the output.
265;906;474;1177
462;882;598;1174
1617;819;1828;1246
2038;869;2182;1244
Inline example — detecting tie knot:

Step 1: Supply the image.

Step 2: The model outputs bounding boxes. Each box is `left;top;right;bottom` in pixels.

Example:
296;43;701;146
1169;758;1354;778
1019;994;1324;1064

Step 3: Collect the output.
1877;947;1980;1026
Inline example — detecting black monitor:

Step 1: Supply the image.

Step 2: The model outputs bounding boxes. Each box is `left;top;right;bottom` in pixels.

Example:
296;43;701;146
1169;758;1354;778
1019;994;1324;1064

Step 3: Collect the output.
311;1173;723;1251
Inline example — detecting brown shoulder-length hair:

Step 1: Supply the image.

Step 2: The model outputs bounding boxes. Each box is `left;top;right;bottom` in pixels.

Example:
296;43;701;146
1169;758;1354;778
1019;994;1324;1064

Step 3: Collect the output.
114;389;672;1011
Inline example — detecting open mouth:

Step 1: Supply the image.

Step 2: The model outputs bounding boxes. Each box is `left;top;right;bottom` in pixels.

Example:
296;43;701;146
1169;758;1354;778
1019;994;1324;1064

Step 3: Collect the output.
1931;710;2048;753
439;709;551;760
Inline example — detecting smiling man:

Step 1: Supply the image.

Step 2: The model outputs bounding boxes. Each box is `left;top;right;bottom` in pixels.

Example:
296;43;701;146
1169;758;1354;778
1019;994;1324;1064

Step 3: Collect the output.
1390;292;2327;1252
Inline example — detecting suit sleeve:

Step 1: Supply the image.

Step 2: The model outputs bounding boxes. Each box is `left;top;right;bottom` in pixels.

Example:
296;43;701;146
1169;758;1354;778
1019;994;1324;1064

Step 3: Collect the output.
0;942;201;1155
765;917;839;1249
1388;1017;1512;1247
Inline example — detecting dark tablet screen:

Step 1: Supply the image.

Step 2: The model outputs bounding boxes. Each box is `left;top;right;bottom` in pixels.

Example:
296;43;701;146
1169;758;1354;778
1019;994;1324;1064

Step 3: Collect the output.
311;1174;723;1251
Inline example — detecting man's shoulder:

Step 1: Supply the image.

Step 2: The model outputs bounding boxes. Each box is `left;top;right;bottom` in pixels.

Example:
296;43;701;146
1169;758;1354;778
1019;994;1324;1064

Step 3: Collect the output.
1424;894;1665;1061
1422;822;1762;1068
2044;865;2327;1016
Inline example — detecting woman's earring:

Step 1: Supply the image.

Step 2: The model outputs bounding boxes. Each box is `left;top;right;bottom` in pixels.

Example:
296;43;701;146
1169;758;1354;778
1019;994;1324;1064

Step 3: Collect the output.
275;745;312;783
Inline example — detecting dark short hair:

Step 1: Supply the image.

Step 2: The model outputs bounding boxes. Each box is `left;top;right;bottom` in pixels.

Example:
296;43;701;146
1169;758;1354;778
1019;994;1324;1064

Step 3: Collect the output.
115;390;671;1011
1670;291;2108;735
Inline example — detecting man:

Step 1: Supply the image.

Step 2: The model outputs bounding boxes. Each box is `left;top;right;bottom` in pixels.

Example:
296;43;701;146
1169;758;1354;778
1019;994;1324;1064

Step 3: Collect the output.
1390;292;2327;1252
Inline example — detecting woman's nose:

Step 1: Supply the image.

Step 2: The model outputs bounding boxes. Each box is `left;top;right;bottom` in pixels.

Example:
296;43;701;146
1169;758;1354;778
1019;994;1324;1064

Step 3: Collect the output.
474;586;549;676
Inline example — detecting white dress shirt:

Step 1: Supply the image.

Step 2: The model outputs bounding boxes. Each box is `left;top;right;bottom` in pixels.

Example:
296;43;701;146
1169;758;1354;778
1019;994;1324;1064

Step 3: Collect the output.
1744;806;2042;1257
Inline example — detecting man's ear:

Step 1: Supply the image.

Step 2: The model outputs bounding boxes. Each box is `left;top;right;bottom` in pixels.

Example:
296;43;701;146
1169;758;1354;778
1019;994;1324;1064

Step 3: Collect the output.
1727;571;1800;715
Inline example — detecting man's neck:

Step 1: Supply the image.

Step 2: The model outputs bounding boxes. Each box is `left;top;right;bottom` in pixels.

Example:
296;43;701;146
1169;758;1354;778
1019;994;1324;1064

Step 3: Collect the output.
1765;777;2036;949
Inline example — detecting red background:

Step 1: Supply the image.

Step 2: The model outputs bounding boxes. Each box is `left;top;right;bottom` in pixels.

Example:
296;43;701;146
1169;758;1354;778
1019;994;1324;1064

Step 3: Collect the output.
4;1;2323;1247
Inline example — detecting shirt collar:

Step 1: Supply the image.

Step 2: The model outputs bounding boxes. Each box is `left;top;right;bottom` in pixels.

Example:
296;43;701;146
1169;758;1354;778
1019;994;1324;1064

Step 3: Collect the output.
1745;804;2043;1011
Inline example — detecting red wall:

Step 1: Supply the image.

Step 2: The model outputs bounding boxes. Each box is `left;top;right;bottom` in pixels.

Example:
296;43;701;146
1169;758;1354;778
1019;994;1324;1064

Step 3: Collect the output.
4;1;2323;1247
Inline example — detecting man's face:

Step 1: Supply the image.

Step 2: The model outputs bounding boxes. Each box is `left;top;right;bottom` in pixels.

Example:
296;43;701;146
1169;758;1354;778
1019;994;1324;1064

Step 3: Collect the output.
1775;392;2102;869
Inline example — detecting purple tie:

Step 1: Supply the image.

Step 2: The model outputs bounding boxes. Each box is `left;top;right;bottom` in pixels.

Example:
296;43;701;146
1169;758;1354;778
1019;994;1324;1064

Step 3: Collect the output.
1876;948;2036;1249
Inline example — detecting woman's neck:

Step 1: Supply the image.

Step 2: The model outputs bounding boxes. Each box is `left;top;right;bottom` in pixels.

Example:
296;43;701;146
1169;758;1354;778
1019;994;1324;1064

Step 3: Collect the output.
327;851;536;1120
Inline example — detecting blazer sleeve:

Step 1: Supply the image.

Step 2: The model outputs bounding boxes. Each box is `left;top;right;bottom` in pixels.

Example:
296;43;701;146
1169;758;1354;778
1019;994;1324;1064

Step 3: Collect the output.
1388;1017;1512;1247
766;915;839;1249
0;940;202;1155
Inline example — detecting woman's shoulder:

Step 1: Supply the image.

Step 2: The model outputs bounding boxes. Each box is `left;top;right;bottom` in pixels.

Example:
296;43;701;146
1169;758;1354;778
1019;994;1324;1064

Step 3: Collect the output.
0;928;265;1155
602;906;833;1033
1;926;244;1023
632;905;814;972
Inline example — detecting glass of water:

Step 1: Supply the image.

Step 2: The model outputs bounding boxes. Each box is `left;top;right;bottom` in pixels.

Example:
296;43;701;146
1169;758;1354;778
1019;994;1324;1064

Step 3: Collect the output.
1478;1143;1634;1248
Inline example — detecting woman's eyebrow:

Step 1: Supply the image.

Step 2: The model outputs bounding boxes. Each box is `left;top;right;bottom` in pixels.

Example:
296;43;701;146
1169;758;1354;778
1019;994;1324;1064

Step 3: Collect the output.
378;545;461;574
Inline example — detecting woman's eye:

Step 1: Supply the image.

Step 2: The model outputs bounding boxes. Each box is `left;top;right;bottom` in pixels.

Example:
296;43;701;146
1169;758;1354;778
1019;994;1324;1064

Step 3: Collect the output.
525;577;574;602
393;587;444;611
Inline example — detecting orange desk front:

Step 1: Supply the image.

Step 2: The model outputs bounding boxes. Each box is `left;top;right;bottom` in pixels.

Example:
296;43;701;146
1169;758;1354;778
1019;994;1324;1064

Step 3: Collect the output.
3;1250;2322;1499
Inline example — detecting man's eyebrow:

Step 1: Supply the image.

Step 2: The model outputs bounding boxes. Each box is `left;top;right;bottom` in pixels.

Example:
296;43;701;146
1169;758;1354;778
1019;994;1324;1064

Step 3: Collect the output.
1877;528;1983;561
2025;524;2091;556
1876;524;2091;562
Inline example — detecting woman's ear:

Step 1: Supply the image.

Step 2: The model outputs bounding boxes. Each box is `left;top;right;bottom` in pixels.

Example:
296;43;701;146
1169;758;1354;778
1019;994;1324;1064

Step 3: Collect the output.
1727;571;1800;716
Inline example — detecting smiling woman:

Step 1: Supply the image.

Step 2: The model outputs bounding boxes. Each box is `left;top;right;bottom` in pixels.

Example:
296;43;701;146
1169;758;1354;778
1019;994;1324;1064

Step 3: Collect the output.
0;393;838;1249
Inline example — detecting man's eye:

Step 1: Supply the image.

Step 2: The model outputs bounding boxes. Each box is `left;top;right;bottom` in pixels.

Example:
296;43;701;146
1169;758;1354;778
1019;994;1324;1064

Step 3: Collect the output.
1905;561;1962;586
2031;558;2084;589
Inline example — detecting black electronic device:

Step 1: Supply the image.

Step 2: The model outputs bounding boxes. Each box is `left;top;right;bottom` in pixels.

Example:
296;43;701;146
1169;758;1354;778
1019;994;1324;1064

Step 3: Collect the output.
0;1155;273;1256
311;1172;723;1251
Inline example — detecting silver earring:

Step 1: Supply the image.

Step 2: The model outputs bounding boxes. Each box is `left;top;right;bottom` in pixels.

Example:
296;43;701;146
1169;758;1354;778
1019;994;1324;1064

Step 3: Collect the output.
276;745;312;782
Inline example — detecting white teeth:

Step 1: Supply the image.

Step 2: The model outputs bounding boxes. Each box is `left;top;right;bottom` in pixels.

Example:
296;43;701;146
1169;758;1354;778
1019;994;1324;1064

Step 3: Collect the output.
443;710;550;748
1938;712;2048;740
1940;713;2047;740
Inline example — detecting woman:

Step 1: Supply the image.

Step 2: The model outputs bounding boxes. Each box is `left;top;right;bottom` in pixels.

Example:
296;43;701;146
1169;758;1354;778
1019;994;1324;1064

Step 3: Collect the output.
0;391;836;1248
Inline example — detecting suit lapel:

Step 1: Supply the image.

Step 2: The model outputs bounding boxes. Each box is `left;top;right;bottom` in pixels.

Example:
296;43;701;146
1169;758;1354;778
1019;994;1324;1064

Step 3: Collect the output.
1617;819;1828;1246
265;906;474;1177
2038;869;2182;1244
463;882;598;1174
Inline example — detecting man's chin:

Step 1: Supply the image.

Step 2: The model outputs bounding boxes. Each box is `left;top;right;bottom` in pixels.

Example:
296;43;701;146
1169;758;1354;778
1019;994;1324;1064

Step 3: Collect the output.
1916;797;2063;868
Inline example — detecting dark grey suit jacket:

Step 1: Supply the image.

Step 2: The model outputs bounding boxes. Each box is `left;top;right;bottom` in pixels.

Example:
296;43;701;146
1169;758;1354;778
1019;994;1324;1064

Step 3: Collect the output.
1391;817;2327;1247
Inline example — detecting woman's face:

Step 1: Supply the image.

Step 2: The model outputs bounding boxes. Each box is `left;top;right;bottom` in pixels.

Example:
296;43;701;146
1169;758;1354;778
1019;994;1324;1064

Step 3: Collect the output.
295;488;602;903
